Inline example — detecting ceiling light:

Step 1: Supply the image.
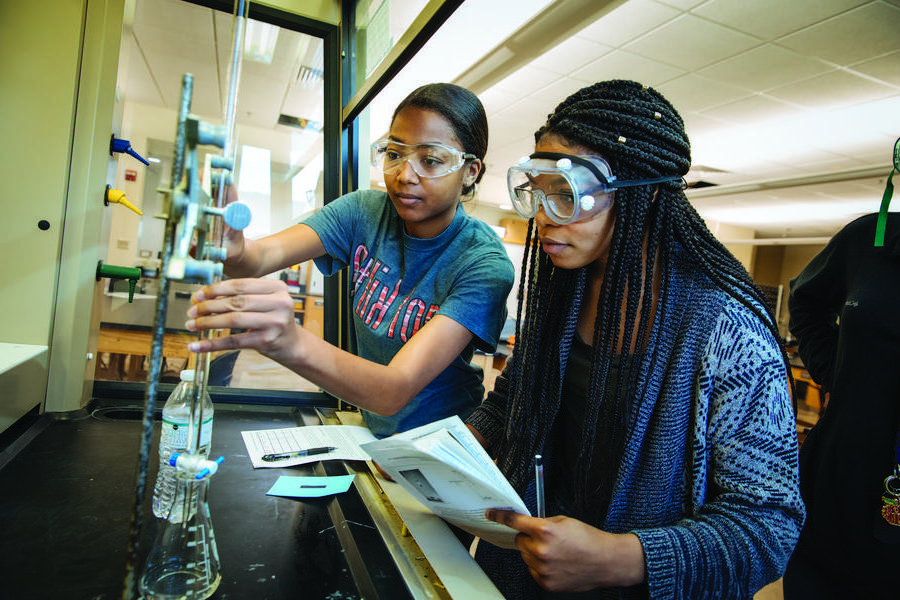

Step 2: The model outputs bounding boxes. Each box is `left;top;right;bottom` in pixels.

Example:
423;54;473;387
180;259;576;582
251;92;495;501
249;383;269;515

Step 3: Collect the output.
700;199;878;225
244;20;279;64
296;66;322;90
297;43;324;90
277;114;321;131
692;96;900;173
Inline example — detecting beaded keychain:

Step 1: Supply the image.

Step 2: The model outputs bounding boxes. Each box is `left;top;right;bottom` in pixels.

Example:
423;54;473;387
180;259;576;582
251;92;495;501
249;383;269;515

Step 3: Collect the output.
882;432;900;526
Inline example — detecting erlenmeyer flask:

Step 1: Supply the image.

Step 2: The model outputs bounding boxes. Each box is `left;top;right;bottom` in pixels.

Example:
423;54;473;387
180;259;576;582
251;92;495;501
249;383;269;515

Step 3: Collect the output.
139;473;221;599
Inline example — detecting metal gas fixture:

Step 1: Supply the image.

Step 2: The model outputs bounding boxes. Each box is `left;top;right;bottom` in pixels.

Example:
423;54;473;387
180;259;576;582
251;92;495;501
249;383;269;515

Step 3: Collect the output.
121;1;250;598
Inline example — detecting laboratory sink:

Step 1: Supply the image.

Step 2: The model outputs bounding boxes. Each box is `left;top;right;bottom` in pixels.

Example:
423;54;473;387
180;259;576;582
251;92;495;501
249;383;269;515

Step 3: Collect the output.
90;405;162;421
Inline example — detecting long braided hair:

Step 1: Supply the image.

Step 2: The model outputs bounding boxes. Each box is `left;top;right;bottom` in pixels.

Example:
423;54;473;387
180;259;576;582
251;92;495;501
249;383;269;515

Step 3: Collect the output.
496;80;787;517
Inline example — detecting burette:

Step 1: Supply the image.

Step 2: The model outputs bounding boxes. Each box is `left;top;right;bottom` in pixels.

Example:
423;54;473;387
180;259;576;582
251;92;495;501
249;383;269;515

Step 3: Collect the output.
121;0;250;597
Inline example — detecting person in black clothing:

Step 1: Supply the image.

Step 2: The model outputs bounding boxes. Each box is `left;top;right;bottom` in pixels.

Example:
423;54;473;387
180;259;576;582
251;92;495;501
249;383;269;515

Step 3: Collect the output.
784;211;900;597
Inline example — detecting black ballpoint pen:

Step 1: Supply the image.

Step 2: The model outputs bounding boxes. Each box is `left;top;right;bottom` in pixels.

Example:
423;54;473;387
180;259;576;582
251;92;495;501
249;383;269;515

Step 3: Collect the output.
262;446;338;462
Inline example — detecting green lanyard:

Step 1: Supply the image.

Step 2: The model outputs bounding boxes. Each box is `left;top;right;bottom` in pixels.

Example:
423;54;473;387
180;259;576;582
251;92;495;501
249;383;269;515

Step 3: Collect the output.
874;137;900;247
874;168;896;247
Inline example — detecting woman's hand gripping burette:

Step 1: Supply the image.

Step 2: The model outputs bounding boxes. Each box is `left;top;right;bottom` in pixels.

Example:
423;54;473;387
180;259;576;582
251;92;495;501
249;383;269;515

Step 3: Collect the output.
185;277;307;368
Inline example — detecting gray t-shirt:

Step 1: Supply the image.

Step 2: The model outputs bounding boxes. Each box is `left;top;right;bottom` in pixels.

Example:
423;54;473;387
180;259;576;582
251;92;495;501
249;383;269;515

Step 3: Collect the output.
304;189;515;437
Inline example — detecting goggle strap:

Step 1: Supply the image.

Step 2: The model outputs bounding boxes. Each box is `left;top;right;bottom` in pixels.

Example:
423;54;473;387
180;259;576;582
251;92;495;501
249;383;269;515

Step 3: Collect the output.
528;151;681;190
529;152;609;183
606;174;682;189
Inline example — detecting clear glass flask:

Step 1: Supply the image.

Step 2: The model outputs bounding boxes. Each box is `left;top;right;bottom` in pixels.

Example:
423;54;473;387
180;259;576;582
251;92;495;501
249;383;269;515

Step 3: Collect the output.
139;461;222;599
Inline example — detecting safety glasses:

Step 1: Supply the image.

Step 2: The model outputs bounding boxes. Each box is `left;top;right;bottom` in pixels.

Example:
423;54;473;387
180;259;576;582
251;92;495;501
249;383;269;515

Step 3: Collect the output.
371;139;475;178
507;152;681;224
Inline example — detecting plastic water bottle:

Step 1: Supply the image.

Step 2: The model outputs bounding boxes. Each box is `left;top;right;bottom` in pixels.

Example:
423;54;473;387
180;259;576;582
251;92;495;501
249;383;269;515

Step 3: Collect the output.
152;369;214;520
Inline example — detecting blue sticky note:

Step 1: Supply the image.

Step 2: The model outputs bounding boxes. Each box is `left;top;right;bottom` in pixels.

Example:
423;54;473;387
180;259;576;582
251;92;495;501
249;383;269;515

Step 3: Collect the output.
266;475;355;498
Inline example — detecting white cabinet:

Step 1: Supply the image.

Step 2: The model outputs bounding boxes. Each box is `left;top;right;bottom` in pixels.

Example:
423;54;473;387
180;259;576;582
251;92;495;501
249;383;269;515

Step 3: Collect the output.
0;0;125;431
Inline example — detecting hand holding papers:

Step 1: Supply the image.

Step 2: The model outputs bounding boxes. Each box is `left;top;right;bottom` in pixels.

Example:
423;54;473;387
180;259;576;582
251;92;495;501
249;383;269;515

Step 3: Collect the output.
360;416;529;549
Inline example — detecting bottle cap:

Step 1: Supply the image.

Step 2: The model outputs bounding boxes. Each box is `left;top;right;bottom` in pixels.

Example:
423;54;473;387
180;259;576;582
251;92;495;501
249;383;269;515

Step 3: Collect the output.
180;370;196;382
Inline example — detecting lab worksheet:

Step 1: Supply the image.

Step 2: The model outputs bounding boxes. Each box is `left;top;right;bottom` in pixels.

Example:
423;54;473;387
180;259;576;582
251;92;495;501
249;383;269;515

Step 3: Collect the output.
241;424;376;468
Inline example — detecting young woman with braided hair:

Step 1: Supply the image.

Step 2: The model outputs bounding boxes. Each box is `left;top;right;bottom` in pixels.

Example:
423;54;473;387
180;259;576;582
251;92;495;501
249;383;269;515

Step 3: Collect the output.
466;80;804;599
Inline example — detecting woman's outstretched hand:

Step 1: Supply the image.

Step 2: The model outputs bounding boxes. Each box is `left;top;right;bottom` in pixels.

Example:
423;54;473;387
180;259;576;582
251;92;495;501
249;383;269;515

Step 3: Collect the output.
185;278;304;365
484;509;646;592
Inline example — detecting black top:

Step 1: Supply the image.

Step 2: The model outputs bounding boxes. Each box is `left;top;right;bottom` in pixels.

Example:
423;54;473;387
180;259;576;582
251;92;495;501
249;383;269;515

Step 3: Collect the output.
786;212;900;592
552;333;632;527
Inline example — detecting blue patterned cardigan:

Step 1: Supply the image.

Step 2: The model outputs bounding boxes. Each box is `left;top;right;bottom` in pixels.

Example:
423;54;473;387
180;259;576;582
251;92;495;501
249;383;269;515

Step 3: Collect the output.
467;248;805;599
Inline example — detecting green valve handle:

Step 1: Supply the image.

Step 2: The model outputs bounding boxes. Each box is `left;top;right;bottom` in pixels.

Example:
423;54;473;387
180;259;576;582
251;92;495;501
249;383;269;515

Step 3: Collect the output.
96;261;143;302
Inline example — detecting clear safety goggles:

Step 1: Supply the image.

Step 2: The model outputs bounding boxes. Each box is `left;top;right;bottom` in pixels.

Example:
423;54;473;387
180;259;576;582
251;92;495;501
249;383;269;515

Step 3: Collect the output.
507;152;682;224
371;139;475;178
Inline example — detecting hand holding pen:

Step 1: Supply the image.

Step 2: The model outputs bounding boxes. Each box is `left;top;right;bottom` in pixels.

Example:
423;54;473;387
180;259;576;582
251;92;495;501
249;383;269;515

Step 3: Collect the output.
262;446;337;462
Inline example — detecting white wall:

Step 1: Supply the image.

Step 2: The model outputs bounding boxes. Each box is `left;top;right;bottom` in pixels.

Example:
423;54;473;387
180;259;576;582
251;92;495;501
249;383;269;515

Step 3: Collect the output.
705;220;757;272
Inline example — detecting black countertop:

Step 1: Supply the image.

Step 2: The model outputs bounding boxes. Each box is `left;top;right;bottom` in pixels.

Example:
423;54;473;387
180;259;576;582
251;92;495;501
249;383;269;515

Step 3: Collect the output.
0;399;416;600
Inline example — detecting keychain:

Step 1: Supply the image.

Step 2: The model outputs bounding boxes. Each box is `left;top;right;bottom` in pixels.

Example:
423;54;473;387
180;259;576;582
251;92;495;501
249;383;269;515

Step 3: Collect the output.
882;468;900;527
